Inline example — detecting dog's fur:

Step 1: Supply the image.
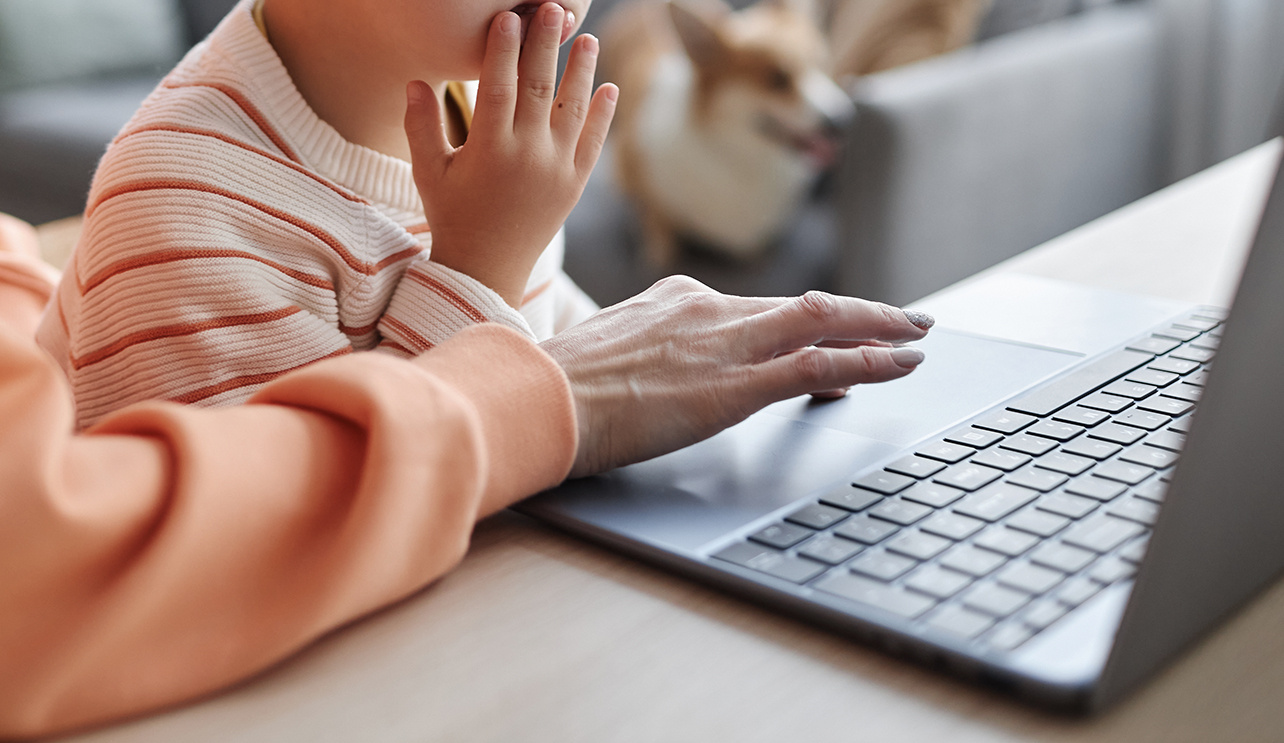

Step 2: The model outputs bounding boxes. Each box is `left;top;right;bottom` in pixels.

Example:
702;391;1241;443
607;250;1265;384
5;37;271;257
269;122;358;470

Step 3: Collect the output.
598;0;989;266
600;0;854;265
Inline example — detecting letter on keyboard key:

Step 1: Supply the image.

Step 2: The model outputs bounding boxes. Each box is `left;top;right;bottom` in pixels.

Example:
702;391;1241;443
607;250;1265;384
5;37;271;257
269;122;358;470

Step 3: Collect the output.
814;572;938;618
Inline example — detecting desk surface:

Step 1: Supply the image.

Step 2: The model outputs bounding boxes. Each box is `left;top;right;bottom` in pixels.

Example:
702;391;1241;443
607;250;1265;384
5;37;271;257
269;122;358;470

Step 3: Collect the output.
61;141;1283;743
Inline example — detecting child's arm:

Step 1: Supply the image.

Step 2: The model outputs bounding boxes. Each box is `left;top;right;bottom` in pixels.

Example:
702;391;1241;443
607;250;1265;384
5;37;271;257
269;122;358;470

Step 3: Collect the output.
404;5;617;308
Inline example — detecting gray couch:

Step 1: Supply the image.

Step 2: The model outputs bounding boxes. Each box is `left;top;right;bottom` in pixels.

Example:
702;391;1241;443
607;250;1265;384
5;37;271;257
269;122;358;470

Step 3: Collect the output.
0;0;238;225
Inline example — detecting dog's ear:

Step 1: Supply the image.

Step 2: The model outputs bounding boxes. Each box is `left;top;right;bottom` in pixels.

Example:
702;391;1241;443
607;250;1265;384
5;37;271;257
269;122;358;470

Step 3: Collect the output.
667;0;730;68
763;0;822;25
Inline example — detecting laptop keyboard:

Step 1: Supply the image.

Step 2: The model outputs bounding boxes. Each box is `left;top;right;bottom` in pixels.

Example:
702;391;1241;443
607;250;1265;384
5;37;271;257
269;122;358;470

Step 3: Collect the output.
711;309;1225;652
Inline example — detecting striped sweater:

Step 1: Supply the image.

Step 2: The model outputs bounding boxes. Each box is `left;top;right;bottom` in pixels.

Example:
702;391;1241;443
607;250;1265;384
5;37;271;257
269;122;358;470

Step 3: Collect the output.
37;0;596;429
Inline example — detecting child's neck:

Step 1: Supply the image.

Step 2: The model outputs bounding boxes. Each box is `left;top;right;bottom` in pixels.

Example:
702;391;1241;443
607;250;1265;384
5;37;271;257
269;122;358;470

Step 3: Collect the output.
260;0;460;162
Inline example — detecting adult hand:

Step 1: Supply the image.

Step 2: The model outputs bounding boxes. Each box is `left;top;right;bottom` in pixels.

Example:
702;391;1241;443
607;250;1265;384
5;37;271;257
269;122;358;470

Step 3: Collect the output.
540;276;934;478
403;3;617;308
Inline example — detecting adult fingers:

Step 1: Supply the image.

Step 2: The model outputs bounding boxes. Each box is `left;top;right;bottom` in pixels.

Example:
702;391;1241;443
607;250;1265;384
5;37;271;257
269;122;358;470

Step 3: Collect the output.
574;83;618;176
514;3;564;132
551;33;600;146
404;80;452;176
472;12;522;139
739;291;930;360
750;344;925;407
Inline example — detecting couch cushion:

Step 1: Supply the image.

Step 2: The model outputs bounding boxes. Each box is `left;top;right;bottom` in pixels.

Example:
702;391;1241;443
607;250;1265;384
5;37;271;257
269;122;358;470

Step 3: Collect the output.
0;0;184;92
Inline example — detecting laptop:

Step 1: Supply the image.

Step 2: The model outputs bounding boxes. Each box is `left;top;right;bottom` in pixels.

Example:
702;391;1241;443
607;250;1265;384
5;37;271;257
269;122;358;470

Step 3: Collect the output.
520;140;1284;713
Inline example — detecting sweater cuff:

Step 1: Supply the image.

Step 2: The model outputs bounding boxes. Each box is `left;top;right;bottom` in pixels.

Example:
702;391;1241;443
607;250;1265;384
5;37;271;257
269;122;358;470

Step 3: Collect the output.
412;323;576;513
378;260;535;355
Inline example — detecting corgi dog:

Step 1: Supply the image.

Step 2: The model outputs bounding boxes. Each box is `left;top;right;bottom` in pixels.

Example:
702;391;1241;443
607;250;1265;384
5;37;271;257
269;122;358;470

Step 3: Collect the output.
599;0;855;265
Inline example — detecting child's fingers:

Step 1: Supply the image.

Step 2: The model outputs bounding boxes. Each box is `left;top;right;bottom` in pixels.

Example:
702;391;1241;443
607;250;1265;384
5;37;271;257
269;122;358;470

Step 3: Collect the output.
551;34;600;145
404;80;452;174
575;83;618;176
514;3;565;133
473;12;521;138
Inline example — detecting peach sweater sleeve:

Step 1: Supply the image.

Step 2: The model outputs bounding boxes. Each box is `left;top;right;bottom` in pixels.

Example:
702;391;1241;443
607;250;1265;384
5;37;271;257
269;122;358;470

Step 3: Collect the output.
0;234;577;739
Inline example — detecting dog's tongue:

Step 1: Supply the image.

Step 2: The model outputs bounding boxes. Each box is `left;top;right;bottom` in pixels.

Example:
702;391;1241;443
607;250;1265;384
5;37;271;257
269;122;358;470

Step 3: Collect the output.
802;133;840;168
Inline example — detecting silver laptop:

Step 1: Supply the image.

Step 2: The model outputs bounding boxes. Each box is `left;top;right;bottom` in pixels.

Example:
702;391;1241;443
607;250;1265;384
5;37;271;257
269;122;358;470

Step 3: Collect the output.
520;144;1284;712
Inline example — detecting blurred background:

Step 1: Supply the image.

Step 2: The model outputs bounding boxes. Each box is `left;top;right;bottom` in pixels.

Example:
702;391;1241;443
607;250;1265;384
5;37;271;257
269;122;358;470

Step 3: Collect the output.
1;0;1282;305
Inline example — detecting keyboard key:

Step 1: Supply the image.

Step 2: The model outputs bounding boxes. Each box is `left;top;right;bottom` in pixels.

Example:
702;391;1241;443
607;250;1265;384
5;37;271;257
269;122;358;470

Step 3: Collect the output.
1056;576;1103;607
814;572;937;618
885;455;946;479
1171;346;1215;363
972;410;1037;435
902;482;966;508
1169;416;1195;434
1035;452;1095;476
1173;315;1221;331
1027;420;1086;442
925;605;995;639
1088;423;1146;445
1126;336;1181;355
963;583;1031;618
1119;445;1180;470
1006;467;1069;492
974;526;1040;557
987;622;1035;651
1007;349;1151;417
1094;460;1154;485
904;565;975;600
1184;370;1211;387
1148;356;1201;375
834;515;900;545
945;427;1003;449
712;543;827;584
1037;491;1099;519
1001;433;1059;456
970;448;1032;472
796;535;864;565
1118;537;1149;564
1190;335;1220;351
954;483;1039;522
849;550;918;581
750;522;813;549
940;544;1008;577
1089;556;1137;585
1156;325;1201;342
1062;515;1145;553
919;511;986;541
1107;496;1161;525
1065;475;1128;501
869;498;933;526
998;563;1065;595
885;530;952;561
934;463;1003;492
916;440;975;463
1133;479;1167;503
1030;542;1096;573
821;485;882;512
1136;396;1195;417
786;503;849;530
852;471;915;495
1053;406;1111;427
1126;368;1179;387
1021;598;1070;630
1101;380;1158;400
1078;392;1133;413
1161;383;1202;402
1006;509;1071;538
1061;437;1123;461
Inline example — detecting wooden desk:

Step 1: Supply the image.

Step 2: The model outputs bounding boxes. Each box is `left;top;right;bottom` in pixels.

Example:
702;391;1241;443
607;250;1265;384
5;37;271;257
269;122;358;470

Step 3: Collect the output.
60;141;1283;743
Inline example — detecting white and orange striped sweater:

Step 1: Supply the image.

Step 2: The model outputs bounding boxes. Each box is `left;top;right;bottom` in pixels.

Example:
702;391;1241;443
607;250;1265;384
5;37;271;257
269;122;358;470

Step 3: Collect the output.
37;0;597;429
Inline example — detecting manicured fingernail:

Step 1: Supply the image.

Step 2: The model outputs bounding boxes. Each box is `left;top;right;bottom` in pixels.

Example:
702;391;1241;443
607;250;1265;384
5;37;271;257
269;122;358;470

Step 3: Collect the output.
891;347;925;368
406;81;427;104
903;309;935;330
544;3;563;28
500;11;519;35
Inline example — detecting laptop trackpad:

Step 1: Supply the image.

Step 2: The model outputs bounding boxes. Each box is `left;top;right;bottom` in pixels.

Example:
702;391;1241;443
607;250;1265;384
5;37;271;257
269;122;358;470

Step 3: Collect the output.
525;330;1078;553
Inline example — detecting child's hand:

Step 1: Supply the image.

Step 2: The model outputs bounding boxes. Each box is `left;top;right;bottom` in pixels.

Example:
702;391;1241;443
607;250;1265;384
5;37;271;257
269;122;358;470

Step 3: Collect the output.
404;3;618;308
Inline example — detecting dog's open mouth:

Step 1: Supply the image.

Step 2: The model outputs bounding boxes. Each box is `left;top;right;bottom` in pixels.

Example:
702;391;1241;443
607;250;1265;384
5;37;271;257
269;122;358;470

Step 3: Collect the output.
758;116;842;168
509;2;576;45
